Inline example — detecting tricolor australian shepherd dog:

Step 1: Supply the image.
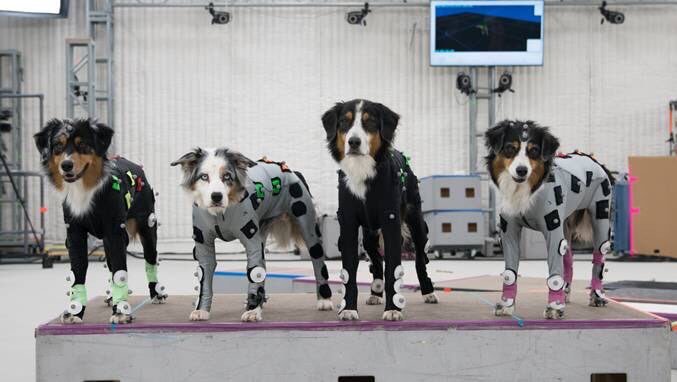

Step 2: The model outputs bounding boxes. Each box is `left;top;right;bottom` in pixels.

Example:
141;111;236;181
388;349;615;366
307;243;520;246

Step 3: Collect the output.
485;120;613;319
171;148;332;322
321;99;438;321
34;119;166;324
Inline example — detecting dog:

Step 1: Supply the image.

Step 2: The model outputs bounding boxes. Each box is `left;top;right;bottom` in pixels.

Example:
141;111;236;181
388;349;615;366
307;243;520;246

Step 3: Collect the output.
171;148;333;322
484;120;614;319
321;99;438;321
34;119;167;324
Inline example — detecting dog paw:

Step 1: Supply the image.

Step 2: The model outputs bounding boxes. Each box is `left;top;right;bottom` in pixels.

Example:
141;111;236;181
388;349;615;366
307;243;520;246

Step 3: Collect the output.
316;299;334;311
588;290;608;307
109;313;132;324
494;301;515;316
338;310;359;321
151;295;167;305
59;313;83;324
423;292;439;304
543;305;565;320
103;297;112;307
365;295;383;305
564;284;571;303
382;310;404;321
189;309;210;321
241;307;263;322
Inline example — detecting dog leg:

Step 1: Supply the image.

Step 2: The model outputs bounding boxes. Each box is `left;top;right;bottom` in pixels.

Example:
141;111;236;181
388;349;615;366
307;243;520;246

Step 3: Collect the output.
407;207;437;303
588;194;611;308
242;286;266;322
139;217;168;304
382;209;405;321
563;246;574;303
336;210;360;320
544;222;567;320
63;224;89;323
61;279;87;324
104;225;134;324
495;215;521;316
189;309;210;321
363;230;384;305
109;270;133;324
191;219;218;321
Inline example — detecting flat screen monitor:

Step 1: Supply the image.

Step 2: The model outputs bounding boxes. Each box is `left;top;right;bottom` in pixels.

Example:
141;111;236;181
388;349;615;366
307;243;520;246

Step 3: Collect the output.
0;0;69;18
430;1;544;66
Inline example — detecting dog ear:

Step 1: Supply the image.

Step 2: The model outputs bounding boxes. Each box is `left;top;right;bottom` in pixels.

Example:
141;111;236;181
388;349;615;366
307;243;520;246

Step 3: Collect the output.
540;127;560;161
376;103;400;144
34;119;60;155
223;150;256;186
171;147;204;171
484;120;510;153
321;103;343;141
93;122;114;155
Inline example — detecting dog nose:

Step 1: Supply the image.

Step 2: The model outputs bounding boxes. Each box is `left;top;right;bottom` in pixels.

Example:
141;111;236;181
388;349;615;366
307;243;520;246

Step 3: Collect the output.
211;192;223;203
348;136;361;149
516;166;528;177
61;160;74;172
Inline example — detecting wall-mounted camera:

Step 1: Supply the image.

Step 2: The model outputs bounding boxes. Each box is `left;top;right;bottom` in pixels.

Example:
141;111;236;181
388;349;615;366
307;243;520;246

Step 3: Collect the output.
206;2;230;25
456;72;475;96
599;1;624;24
492;72;515;96
0;109;13;133
346;2;371;26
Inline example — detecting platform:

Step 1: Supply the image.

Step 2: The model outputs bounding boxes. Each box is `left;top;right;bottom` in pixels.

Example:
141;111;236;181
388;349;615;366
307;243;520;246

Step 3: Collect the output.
36;274;673;382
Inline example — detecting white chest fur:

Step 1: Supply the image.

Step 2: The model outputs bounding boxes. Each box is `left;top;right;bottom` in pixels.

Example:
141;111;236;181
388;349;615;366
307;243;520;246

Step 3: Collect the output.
61;177;108;217
496;171;537;216
339;155;376;200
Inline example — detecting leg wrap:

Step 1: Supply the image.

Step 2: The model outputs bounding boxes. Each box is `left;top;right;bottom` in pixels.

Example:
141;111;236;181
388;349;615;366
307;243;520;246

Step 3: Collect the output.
591;251;605;291
111;270;129;306
563;248;574;285
547;274;566;306
500;269;517;304
66;284;87;318
246;286;266;311
145;261;158;283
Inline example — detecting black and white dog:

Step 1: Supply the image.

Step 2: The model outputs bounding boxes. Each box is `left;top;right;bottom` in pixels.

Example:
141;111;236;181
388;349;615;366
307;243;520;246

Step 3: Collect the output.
172;148;332;322
321;99;438;321
485;120;613;319
34;119;166;324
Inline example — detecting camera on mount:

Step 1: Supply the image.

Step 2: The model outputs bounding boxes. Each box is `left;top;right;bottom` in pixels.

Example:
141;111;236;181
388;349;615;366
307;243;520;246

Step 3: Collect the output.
0;109;13;133
206;2;230;25
346;3;371;26
492;72;515;96
599;1;624;24
456;72;475;96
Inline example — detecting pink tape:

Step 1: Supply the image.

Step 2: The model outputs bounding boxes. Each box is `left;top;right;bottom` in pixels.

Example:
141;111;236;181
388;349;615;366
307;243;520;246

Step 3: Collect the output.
563;248;574;284
591;278;603;291
548;288;565;305
592;251;604;264
502;282;517;300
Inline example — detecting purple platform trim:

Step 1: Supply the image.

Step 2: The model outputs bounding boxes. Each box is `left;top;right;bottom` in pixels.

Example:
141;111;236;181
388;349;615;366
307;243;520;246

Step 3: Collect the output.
651;312;677;321
293;277;418;290
35;317;667;336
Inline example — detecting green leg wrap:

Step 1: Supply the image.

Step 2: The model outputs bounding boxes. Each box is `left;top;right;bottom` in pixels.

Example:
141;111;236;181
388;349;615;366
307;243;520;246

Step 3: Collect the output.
145;261;159;283
111;281;129;306
70;284;88;306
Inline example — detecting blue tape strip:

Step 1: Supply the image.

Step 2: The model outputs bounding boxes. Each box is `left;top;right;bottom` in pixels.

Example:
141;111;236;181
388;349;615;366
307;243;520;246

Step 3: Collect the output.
214;271;303;279
470;292;524;327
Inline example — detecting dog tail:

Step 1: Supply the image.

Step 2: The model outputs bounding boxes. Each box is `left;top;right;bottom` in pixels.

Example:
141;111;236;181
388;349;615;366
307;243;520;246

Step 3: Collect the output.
565;209;594;244
261;214;306;250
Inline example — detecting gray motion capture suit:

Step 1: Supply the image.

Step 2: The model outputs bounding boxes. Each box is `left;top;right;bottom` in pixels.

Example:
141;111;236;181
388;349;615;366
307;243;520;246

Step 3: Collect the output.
499;153;612;308
191;161;331;312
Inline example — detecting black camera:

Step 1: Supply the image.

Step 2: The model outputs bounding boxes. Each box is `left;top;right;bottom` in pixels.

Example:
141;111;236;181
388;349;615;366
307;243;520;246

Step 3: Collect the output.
206;2;230;25
456;72;474;96
346;3;370;26
599;1;625;24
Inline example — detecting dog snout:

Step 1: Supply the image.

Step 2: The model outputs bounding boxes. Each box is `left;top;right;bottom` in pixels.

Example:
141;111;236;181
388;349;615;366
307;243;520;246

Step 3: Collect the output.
516;166;528;178
211;192;223;203
348;136;361;149
60;160;74;172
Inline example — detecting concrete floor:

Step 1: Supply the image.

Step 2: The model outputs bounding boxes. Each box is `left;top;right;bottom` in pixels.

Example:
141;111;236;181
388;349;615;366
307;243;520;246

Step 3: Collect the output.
2;256;676;381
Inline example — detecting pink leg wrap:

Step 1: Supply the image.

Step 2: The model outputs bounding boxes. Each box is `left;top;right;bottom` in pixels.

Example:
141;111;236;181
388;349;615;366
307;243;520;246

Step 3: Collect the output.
563;248;574;285
502;282;517;300
548;288;565;305
591;251;604;291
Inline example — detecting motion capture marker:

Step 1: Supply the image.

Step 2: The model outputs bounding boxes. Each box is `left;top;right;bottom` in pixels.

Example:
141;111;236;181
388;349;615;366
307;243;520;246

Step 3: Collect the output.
291;201;307;217
194;266;203;280
571;175;581;193
120;223;126;229
337;299;346;313
544;210;561;231
339;269;350;284
394;279;403;293
388;213;395;220
240;220;258;239
105;289;112;298
547;275;565;291
254;182;265;199
499;216;508;233
596;200;610;219
585;171;593;187
309;243;324;259
248;266;266;283
600;241;611;255
558;239;568;256
554;186;563;206
501;269;517;285
546;173;556;183
271;177;282;196
319;284;332;299
321;264;329;280
289;182;303;198
113;270;128;286
393;293;406;309
601;178;611;196
66;271;75;286
394;265;404;280
371;279;384;294
192;226;204;243
249;193;260;210
117;301;132;315
155;283;166;295
67;300;83;315
148;213;157;228
194;285;200;292
336;285;345;296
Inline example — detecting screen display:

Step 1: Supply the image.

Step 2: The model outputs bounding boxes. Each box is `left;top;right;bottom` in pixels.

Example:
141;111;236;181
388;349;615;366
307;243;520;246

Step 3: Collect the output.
430;1;544;66
0;0;67;17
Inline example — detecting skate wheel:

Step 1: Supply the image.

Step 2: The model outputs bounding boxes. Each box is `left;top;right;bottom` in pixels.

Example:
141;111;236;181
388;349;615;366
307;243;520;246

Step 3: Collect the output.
67;300;83;315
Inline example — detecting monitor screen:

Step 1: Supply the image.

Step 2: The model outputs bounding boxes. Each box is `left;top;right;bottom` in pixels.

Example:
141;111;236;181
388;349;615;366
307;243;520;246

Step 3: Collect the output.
430;1;544;66
0;0;69;18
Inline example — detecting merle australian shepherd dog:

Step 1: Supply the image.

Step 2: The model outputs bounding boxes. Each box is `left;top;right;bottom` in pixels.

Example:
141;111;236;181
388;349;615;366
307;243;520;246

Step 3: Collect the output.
485;120;613;319
321;99;438;321
34;119;165;324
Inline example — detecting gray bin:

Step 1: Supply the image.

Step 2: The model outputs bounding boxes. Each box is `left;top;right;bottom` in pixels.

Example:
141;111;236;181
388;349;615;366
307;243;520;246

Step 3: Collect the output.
420;175;482;212
424;210;484;249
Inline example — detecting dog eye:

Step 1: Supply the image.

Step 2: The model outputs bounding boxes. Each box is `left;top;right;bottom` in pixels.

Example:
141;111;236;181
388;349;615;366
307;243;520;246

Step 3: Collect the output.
222;173;232;182
53;144;64;154
502;145;517;157
527;147;541;158
199;173;209;181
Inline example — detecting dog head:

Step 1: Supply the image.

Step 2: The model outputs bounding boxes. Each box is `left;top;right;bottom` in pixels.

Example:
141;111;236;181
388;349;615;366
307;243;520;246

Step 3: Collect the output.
33;119;113;190
321;99;400;162
484;120;559;191
171;147;255;215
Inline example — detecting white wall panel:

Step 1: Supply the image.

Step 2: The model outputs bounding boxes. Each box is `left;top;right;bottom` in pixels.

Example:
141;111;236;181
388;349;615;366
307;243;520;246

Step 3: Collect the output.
2;4;676;243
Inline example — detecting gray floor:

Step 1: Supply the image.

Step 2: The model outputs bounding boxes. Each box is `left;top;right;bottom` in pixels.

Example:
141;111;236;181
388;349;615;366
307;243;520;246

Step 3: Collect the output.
3;256;677;381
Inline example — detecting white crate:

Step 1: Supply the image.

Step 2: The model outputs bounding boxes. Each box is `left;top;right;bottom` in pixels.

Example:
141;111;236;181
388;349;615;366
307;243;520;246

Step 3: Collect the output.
424;210;485;249
420;175;482;212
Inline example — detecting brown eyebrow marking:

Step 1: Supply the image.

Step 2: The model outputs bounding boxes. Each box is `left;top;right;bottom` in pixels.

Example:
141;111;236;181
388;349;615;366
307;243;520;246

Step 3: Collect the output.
362;112;369;121
57;135;67;145
345;111;353;121
74;137;82;145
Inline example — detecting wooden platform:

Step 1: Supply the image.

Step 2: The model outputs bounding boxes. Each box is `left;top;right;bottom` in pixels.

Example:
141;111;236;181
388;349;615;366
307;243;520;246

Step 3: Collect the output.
35;278;672;382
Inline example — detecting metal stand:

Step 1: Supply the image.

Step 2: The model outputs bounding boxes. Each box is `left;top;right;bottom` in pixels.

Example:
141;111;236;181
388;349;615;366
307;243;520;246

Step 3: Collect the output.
66;38;97;119
669;100;676;156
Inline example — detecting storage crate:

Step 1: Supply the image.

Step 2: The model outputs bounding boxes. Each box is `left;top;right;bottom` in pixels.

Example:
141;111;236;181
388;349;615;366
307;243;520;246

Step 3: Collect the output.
424;210;484;249
420;175;481;212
